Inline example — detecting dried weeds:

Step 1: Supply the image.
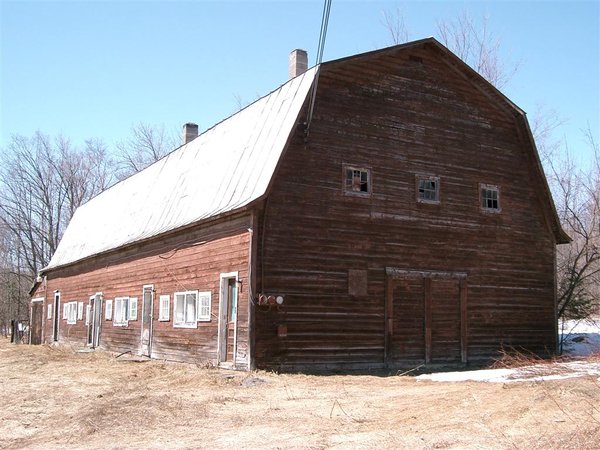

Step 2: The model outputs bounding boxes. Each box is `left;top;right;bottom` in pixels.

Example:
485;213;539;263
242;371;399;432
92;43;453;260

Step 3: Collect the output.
1;339;599;449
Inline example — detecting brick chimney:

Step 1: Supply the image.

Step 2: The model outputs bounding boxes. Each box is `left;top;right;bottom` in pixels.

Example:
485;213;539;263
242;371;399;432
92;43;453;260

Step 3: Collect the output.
182;123;198;145
288;49;308;79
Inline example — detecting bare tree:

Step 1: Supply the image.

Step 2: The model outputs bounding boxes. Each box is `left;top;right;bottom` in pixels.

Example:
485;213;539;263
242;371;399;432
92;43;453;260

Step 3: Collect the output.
543;127;600;352
436;11;520;89
0;132;113;278
382;7;409;45
115;123;178;178
0;132;114;338
382;9;520;89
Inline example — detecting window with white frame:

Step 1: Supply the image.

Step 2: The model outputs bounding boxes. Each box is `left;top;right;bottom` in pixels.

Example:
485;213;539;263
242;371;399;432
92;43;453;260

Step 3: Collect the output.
173;291;198;328
129;297;138;321
77;302;84;320
66;302;77;325
47;304;53;320
480;184;501;212
344;166;371;195
85;305;91;326
159;295;170;321
113;297;129;326
105;299;113;320
198;291;211;322
417;175;440;203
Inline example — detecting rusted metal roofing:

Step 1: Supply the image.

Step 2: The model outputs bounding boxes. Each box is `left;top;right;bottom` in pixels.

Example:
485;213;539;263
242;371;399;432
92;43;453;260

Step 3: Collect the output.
45;67;318;271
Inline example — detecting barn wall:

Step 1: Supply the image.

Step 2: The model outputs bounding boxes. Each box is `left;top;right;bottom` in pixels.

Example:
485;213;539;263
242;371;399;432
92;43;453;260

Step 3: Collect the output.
43;213;251;367
255;45;557;370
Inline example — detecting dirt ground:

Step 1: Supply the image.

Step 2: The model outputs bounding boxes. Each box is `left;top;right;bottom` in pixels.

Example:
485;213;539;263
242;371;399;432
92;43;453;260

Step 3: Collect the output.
1;339;599;450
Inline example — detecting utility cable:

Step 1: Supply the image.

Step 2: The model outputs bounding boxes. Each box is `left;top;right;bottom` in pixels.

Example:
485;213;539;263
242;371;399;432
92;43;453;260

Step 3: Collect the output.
305;0;332;139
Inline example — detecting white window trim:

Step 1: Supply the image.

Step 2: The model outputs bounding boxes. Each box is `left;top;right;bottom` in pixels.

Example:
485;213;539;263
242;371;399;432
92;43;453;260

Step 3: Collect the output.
113;297;129;327
173;290;199;329
66;301;77;325
159;295;170;321
47;303;53;320
480;183;501;213
77;302;84;321
197;291;212;322
105;299;113;320
129;297;138;321
343;165;372;196
416;174;440;204
85;305;91;326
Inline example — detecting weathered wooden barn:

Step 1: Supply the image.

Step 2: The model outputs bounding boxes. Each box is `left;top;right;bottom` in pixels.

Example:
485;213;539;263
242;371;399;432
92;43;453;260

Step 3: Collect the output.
30;38;569;371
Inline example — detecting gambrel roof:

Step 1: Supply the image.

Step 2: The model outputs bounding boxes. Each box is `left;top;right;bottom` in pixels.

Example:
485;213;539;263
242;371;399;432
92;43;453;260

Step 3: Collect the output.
44;38;568;273
45;67;318;271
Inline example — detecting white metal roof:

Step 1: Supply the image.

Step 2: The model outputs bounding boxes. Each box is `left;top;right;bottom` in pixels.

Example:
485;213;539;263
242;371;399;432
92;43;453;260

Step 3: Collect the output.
45;67;318;271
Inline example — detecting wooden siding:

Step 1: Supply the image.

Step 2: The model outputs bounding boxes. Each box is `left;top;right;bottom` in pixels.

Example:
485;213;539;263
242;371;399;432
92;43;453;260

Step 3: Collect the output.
42;214;252;367
255;45;557;370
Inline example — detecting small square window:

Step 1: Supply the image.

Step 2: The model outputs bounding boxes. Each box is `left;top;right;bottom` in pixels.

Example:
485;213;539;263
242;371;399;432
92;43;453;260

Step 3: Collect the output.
344;166;370;195
480;184;501;212
416;176;440;203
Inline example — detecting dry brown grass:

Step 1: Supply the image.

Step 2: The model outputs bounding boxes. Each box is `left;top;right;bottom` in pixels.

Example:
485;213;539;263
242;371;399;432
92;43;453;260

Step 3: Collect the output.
1;339;599;449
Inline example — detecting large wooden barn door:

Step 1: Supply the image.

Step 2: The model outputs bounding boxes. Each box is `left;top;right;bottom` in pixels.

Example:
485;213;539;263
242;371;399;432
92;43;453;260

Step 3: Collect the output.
429;278;461;363
385;269;468;366
386;279;426;362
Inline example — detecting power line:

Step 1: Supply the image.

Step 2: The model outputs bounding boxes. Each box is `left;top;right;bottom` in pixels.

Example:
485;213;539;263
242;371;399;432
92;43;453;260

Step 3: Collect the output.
305;0;332;139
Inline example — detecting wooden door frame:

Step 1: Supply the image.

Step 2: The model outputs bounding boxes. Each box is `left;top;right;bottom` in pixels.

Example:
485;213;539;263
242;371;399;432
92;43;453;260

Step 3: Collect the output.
30;297;44;345
52;291;61;342
87;292;103;348
140;284;154;357
217;271;239;366
384;268;468;366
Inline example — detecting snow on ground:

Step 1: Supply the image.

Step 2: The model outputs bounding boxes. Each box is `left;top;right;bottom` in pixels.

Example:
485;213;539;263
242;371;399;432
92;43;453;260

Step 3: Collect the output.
560;317;600;357
417;317;600;383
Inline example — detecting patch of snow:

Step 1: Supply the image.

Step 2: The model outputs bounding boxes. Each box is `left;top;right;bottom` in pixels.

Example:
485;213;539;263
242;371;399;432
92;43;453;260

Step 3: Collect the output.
417;317;600;383
560;317;600;357
418;368;516;383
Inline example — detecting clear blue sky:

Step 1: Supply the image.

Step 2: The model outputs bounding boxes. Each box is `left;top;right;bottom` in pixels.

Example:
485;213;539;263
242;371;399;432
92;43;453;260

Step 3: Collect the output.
1;0;598;162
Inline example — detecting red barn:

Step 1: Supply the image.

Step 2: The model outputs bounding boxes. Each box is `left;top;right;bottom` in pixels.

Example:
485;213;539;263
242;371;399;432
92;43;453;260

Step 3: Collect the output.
30;38;569;371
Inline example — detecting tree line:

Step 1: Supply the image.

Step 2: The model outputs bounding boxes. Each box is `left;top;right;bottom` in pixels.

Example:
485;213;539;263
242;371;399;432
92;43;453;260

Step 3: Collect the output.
0;124;177;336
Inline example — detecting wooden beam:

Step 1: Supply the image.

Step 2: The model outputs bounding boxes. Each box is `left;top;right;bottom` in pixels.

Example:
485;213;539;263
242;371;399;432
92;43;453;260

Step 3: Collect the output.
424;277;432;364
386;267;467;279
384;277;394;366
460;279;468;363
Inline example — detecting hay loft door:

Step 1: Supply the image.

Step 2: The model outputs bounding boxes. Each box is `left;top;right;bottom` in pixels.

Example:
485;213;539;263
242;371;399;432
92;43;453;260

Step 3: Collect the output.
140;285;154;357
385;268;468;366
218;272;238;366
